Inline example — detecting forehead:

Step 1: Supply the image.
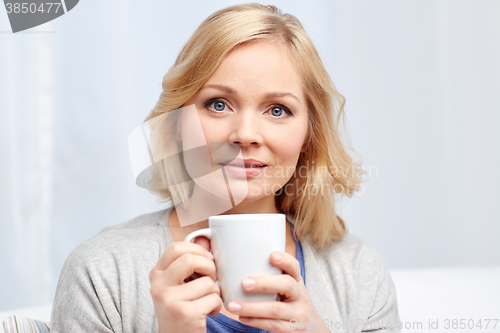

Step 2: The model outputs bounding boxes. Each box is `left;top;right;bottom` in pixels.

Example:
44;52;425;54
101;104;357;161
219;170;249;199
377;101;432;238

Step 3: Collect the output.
205;40;304;100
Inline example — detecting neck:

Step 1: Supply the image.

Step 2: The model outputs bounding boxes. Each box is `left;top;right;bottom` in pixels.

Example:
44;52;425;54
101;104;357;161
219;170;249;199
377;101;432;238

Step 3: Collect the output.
168;185;280;233
219;196;279;215
177;183;279;224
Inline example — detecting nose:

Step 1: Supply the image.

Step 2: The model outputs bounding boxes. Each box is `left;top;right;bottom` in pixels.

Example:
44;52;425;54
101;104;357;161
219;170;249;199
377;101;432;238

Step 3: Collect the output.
228;110;263;147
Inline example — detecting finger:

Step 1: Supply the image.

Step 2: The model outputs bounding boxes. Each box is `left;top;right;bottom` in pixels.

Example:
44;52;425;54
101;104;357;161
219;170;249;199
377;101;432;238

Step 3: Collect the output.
227;301;294;321
241;274;300;301
270;251;302;282
190;292;223;317
208;308;220;318
169;276;220;301
163;253;217;285
154;242;213;272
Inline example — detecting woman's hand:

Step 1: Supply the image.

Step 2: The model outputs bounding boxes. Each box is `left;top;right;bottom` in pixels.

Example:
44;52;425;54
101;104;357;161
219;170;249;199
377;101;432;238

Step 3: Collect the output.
226;251;331;333
149;241;222;333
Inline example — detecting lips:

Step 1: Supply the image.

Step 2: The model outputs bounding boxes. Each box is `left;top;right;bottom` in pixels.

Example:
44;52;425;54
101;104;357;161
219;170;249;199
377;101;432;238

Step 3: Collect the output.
220;158;267;168
220;158;267;177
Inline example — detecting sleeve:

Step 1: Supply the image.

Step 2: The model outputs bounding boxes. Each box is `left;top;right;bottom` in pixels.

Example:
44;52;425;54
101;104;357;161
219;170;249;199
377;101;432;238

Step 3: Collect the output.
357;246;401;333
50;242;122;333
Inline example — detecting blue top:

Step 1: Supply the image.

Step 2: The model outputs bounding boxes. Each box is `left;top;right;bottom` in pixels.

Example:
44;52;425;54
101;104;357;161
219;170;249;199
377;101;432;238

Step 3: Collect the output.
207;223;305;332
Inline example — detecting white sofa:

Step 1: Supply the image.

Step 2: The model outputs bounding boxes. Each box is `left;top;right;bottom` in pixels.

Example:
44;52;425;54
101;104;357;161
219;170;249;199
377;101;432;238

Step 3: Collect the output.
2;265;499;333
390;265;500;333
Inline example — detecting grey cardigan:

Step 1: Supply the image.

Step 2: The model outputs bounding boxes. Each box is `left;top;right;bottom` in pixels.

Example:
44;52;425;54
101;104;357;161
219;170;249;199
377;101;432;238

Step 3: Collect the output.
51;208;401;332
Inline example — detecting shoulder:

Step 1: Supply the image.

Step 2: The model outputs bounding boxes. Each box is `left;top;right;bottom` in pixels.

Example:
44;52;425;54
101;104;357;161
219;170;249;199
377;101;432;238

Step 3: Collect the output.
304;232;394;294
303;232;392;293
302;233;401;331
304;232;385;269
51;209;171;332
89;207;170;245
68;208;171;264
324;234;395;302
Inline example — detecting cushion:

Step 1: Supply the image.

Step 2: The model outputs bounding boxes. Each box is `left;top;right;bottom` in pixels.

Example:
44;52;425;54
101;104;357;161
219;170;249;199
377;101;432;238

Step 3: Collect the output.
2;316;50;333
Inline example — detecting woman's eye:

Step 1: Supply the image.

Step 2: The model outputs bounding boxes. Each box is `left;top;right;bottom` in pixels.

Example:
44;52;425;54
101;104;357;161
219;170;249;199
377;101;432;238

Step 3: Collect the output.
271;107;283;117
204;98;228;113
212;101;226;111
270;105;292;117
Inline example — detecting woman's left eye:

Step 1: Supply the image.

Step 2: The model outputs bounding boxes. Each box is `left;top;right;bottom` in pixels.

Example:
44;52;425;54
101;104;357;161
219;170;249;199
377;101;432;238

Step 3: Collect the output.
270;105;292;117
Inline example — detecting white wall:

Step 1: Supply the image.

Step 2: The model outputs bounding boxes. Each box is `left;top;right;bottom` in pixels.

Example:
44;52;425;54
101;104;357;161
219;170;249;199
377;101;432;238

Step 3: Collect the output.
0;0;499;311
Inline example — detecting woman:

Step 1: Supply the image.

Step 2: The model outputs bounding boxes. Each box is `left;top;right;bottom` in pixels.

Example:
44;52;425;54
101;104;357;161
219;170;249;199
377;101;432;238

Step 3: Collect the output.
52;4;400;333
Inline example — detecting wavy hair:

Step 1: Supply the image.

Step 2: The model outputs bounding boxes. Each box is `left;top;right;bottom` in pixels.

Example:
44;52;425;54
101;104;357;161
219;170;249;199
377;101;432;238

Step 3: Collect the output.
146;3;365;249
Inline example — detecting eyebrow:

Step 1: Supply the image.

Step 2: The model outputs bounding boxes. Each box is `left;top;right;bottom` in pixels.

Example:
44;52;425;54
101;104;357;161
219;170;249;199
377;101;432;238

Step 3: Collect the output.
265;92;300;102
202;84;234;94
202;84;300;102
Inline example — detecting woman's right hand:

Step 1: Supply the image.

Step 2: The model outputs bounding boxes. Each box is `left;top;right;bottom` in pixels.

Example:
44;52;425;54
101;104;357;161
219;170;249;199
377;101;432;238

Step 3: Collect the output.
149;241;222;333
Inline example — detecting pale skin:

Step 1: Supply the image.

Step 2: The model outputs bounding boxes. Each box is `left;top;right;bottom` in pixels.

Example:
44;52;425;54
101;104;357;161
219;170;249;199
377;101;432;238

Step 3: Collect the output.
149;40;331;333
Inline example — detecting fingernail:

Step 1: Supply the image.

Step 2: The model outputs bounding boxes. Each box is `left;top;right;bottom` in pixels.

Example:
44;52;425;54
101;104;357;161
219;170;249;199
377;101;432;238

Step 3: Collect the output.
242;278;255;289
272;252;282;263
205;250;214;260
228;302;241;313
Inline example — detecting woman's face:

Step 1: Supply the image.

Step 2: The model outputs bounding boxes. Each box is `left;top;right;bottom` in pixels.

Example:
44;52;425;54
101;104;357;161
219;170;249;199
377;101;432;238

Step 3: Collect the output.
183;40;309;205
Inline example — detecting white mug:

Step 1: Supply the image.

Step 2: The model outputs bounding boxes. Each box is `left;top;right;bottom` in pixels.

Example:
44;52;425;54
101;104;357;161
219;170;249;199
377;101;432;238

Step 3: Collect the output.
184;214;286;308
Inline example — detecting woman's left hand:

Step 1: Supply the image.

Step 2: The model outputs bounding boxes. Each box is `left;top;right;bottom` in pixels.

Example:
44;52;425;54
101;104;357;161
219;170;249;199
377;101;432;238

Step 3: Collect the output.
227;251;331;332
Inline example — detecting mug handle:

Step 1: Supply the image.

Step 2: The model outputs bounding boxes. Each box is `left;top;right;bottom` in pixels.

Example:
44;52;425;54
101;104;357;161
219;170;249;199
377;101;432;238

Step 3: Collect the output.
183;228;219;287
183;228;213;243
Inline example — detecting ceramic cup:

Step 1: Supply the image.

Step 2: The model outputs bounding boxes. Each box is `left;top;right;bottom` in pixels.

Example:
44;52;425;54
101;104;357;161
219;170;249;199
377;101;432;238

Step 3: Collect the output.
184;213;286;308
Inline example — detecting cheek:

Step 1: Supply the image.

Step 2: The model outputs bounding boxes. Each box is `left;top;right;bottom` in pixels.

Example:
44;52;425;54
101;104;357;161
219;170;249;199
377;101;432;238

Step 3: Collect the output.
180;106;206;149
271;125;307;161
198;117;225;144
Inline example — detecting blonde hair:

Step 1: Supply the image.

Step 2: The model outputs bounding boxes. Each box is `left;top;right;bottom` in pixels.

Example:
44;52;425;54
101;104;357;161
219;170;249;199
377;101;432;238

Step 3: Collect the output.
146;3;365;249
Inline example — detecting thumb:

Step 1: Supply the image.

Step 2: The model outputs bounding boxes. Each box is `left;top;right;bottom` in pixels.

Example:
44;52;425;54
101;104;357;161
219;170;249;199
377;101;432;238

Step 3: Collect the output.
193;236;211;252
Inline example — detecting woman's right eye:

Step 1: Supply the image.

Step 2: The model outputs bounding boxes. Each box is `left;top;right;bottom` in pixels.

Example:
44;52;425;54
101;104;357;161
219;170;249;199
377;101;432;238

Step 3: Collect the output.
205;99;227;112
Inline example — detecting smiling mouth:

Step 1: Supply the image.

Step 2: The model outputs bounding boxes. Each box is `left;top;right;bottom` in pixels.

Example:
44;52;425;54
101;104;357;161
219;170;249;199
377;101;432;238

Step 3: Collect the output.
221;163;266;168
220;163;267;178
